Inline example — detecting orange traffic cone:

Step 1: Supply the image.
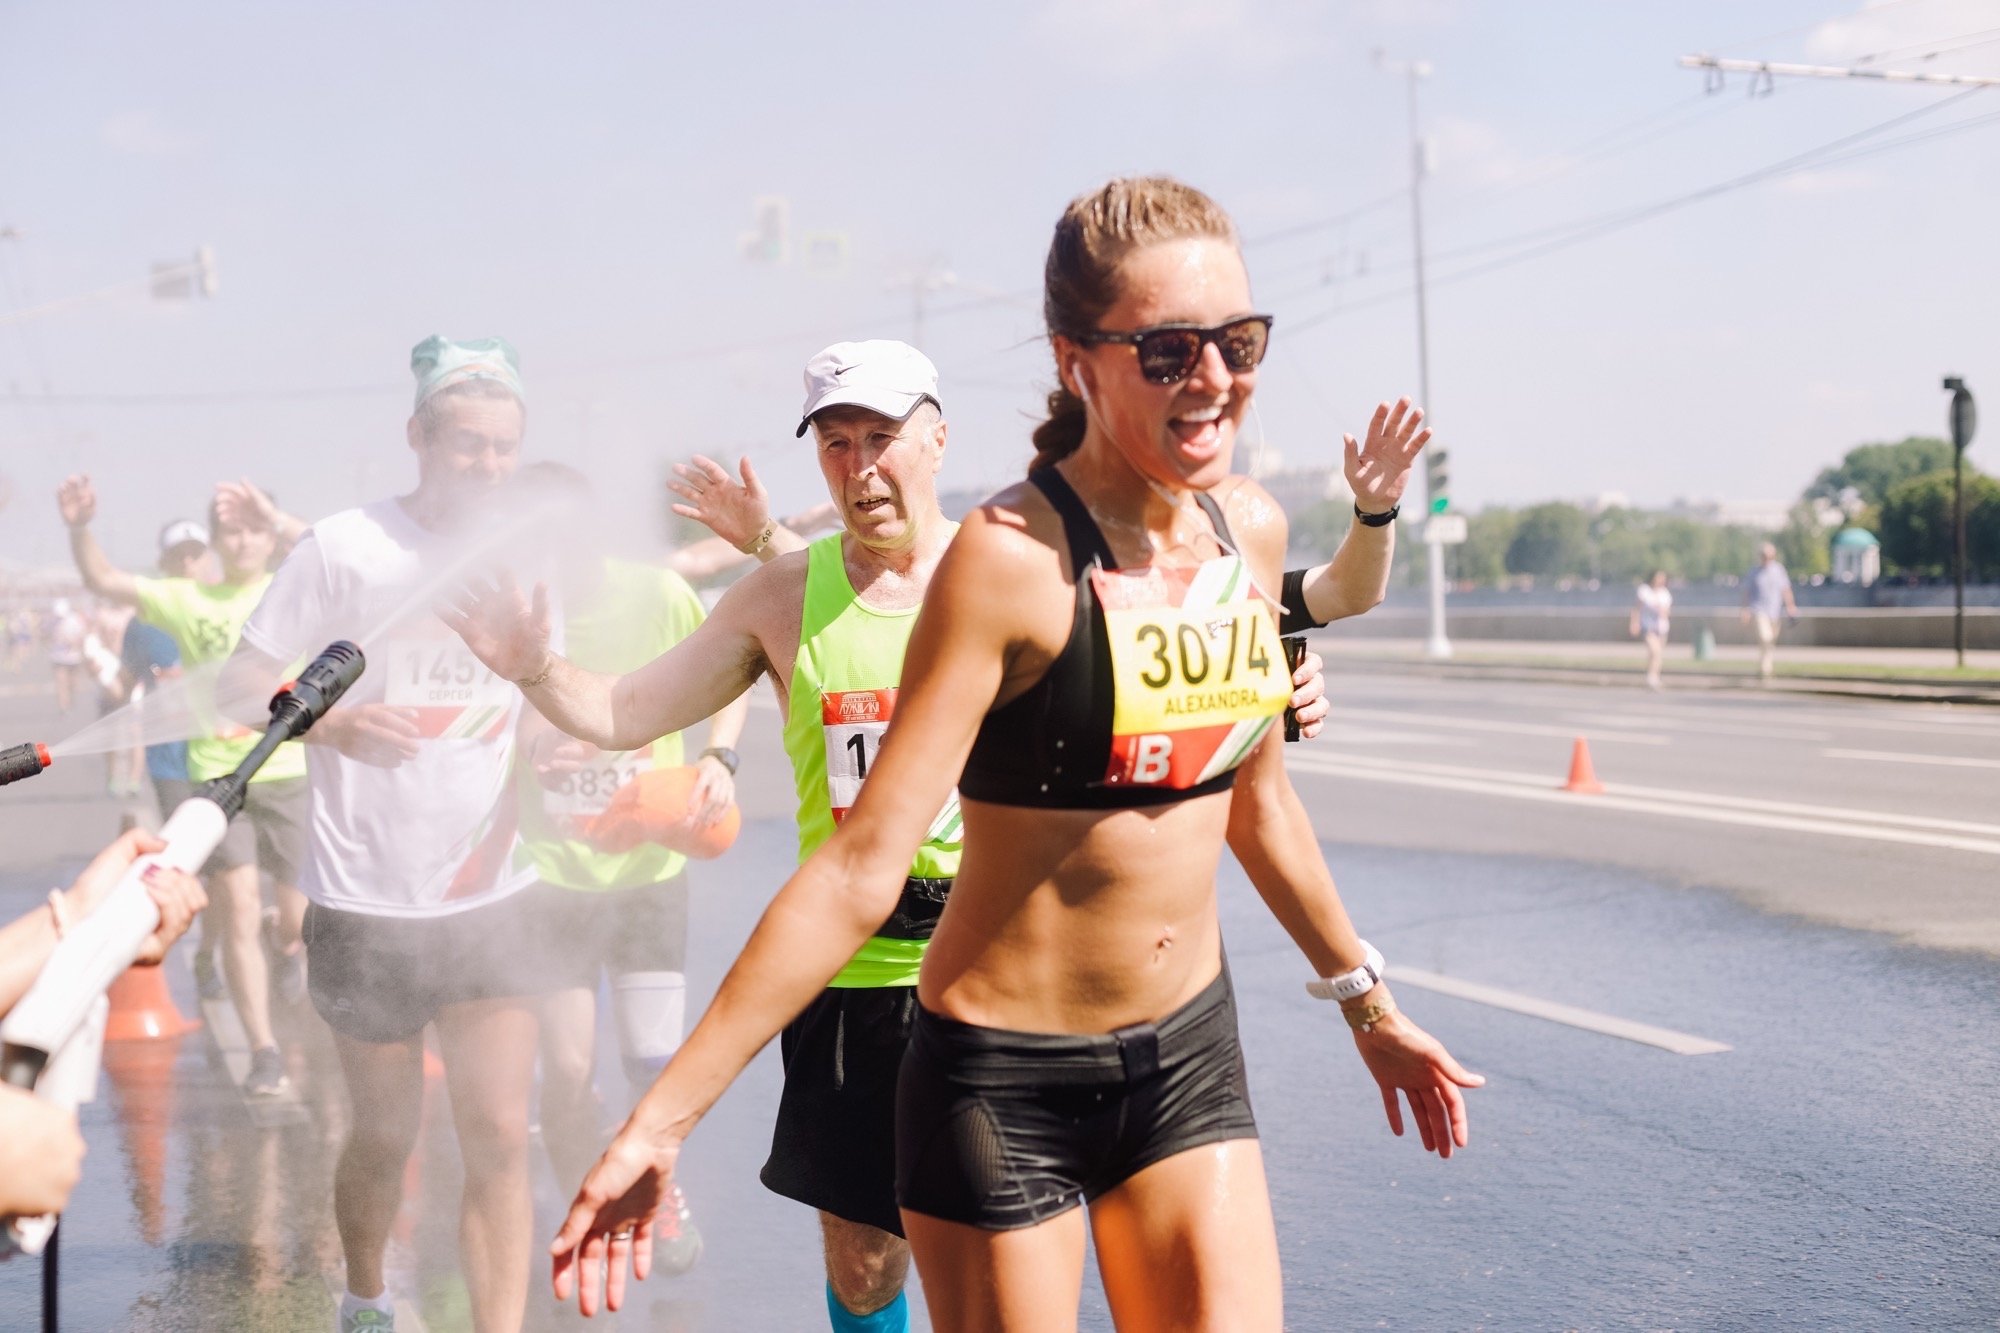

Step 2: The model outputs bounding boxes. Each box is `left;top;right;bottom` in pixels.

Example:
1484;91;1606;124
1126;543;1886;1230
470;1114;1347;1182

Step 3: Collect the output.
1562;736;1604;795
104;963;201;1042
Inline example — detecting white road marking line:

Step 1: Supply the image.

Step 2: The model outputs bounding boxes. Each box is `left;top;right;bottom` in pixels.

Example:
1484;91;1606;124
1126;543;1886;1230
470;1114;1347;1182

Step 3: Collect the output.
1286;752;2000;856
1714;704;2000;735
1568;711;1833;743
1822;747;2000;771
1292;750;2000;839
1337;678;2000;733
1387;966;1731;1055
1317;725;1466;748
1331;706;1669;746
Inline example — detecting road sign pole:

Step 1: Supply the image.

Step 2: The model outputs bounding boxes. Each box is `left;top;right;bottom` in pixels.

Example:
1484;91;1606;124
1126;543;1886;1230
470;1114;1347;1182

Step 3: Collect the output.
1957;445;1967;668
1944;377;1977;669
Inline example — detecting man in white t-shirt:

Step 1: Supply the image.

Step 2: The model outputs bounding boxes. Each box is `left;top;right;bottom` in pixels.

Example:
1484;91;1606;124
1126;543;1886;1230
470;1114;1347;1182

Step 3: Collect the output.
1741;542;1798;683
225;335;551;1333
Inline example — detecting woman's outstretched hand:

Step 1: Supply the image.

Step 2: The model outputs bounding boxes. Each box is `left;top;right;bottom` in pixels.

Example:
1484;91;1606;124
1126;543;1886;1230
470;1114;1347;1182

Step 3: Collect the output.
439;571;552;685
550;1122;683;1317
1349;999;1484;1158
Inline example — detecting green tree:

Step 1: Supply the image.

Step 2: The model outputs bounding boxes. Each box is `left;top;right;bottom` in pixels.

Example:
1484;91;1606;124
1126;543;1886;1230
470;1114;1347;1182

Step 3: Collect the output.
1772;501;1831;579
1588;507;1656;583
1880;467;2000;579
1450;507;1517;585
1285;499;1353;562
1808;437;1954;508
1505;503;1592;581
1706;525;1766;581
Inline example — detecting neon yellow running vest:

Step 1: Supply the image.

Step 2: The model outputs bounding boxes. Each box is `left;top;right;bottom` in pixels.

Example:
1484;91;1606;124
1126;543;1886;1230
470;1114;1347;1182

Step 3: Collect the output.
784;531;962;988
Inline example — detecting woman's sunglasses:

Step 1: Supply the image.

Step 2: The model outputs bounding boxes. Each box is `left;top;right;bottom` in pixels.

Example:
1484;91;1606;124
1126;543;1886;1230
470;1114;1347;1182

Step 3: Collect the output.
1068;314;1274;385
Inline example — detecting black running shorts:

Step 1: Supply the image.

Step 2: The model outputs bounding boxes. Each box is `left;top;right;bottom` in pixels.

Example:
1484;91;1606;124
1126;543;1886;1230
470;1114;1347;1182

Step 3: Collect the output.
761;984;918;1238
525;875;690;991
302;892;552;1045
895;966;1257;1231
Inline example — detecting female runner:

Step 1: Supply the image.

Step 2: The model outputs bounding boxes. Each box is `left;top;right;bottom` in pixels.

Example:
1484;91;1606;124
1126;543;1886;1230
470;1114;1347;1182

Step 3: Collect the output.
550;176;1482;1331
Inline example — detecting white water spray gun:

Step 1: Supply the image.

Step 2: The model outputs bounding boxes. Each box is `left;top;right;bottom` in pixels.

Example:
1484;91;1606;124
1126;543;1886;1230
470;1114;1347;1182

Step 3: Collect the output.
0;642;365;1259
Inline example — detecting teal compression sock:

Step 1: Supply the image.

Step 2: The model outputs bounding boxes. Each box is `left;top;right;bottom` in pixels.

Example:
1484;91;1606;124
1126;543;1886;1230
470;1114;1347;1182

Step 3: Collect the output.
826;1283;909;1332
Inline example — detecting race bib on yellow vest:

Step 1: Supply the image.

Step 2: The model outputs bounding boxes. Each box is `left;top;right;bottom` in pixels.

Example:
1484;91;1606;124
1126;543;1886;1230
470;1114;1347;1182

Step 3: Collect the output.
821;687;963;843
542;748;654;822
1091;556;1288;790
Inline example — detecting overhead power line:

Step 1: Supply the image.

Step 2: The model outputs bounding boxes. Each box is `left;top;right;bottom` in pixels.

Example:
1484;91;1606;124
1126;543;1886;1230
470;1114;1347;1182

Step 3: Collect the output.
1283;85;1996;336
1680;53;2000;88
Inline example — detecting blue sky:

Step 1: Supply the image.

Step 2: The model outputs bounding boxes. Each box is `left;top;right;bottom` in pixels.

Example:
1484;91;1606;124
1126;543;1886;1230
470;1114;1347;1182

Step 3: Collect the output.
3;0;1997;568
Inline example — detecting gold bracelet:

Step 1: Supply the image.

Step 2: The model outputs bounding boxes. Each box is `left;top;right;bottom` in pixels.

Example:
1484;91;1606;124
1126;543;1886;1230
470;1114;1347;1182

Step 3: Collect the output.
1342;999;1395;1033
739;520;777;557
515;657;556;690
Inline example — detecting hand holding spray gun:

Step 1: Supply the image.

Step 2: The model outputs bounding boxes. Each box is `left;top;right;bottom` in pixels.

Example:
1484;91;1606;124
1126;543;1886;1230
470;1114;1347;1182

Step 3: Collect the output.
0;642;365;1258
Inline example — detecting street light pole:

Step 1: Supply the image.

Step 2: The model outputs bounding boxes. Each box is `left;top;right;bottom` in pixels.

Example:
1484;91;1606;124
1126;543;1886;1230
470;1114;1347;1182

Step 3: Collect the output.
1379;50;1449;658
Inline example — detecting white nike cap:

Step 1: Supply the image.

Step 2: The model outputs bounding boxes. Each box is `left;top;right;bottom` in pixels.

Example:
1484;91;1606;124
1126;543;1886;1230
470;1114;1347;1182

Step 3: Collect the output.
158;519;210;555
795;340;940;438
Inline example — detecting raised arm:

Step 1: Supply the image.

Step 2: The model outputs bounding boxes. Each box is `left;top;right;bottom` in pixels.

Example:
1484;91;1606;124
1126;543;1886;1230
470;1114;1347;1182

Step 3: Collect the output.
1284;398;1430;628
666;455;809;571
442;561;782;752
214;479;306;552
56;475;140;606
548;517;1017;1317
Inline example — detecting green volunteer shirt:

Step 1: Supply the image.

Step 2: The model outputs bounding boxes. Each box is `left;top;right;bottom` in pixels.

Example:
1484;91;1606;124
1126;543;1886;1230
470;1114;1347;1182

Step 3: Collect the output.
515;559;709;892
133;574;306;784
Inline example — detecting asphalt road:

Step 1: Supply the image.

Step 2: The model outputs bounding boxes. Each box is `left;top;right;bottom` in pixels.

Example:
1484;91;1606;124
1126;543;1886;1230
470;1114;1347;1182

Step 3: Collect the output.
2;666;1996;1330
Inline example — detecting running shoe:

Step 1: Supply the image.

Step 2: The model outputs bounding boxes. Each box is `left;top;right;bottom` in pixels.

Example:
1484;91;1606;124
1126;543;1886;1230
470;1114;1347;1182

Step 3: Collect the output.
276;948;308;1005
192;948;225;1003
652;1184;704;1277
246;1045;289;1098
337;1303;395;1332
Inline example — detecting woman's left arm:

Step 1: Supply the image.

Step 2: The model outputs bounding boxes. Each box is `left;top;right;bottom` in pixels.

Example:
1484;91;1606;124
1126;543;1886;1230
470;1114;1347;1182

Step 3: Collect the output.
1223;479;1483;1157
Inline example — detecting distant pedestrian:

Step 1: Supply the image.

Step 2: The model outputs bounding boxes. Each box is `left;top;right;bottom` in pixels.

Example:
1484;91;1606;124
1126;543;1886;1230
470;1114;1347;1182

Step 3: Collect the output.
1630;569;1671;691
1741;542;1797;682
45;597;85;712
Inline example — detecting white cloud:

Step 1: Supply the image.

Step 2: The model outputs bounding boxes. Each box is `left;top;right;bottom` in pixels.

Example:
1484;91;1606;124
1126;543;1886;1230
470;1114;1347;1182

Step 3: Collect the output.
99;110;198;158
1029;0;1326;77
1354;0;1463;28
1776;168;1881;196
1806;0;2000;65
1806;378;1873;410
1428;114;1530;188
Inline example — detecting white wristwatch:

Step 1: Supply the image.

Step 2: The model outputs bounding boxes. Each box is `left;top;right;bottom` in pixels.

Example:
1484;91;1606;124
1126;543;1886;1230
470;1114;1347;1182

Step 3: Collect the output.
1305;941;1386;1002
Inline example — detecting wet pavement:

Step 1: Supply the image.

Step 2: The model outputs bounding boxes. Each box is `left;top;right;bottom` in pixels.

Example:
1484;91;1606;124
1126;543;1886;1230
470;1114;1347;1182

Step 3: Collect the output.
4;676;1999;1329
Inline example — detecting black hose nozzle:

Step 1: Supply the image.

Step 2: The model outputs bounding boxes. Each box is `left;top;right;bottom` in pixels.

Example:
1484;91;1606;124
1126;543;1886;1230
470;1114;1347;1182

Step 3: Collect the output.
199;642;366;817
0;742;51;788
269;641;366;742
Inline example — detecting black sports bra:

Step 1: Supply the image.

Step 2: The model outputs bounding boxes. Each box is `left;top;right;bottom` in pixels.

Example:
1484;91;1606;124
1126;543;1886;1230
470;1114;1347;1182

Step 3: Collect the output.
959;468;1289;809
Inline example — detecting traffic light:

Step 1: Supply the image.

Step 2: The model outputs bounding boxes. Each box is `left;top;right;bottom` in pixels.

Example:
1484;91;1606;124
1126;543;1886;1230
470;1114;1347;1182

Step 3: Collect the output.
739;196;789;265
1425;447;1450;515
